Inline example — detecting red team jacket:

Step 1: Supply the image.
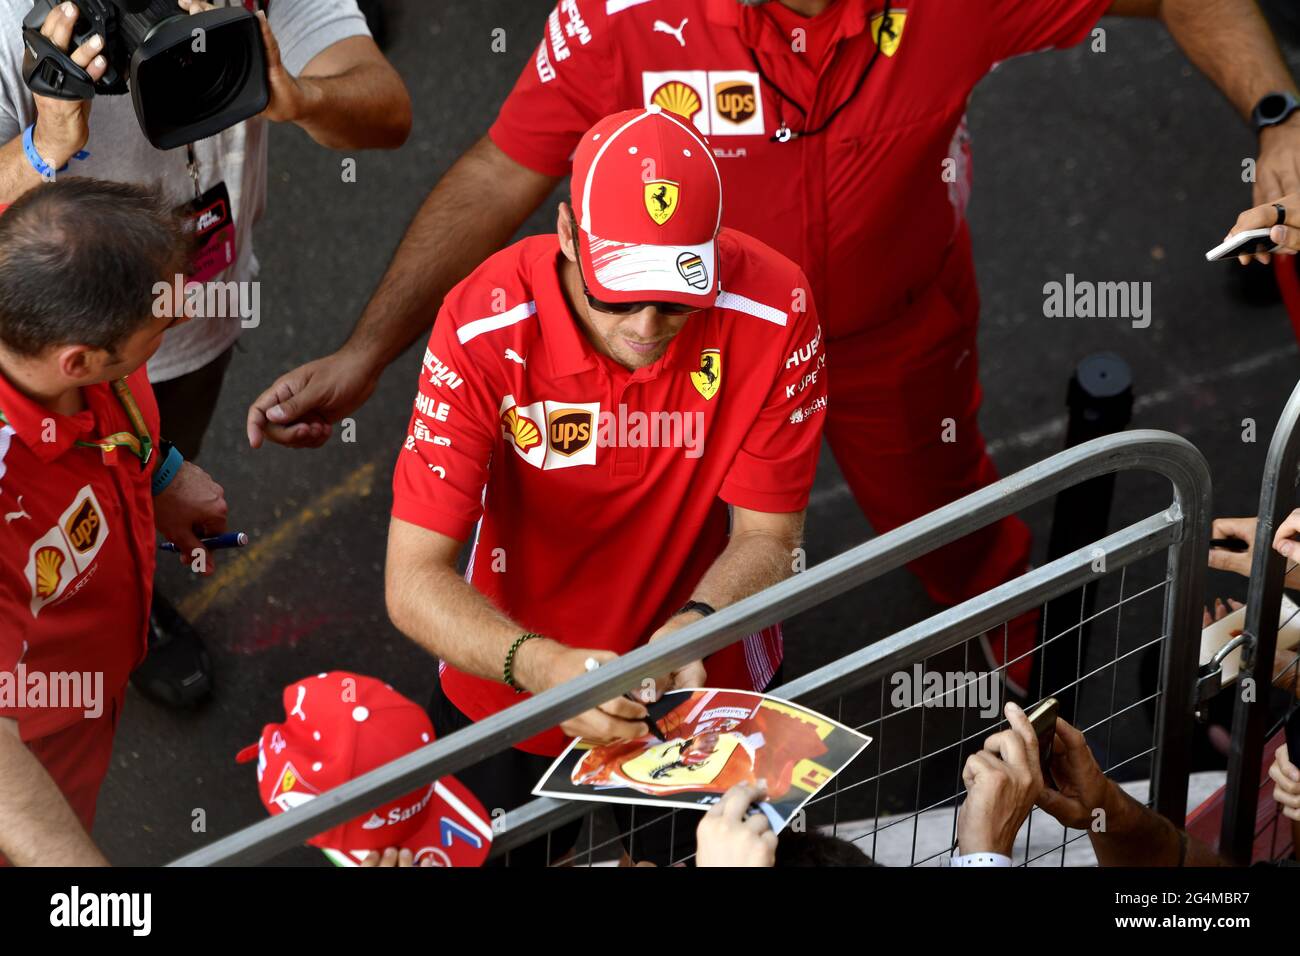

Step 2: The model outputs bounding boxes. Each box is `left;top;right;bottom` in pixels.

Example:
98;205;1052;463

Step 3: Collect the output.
0;365;158;834
391;232;827;755
490;0;1111;339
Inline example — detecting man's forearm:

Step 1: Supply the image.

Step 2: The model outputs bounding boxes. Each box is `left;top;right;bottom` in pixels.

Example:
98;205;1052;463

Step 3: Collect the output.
688;525;802;612
1159;0;1296;119
386;556;557;692
0;724;107;866
0;134;47;205
1089;779;1225;866
292;65;411;150
340;136;560;372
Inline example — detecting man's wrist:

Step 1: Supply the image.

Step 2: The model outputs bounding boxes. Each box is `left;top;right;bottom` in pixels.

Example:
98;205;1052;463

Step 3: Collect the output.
151;442;184;496
1258;111;1300;143
280;76;321;126
674;600;717;620
1099;777;1142;833
29;123;78;172
1254;91;1300;136
511;635;559;693
337;336;389;378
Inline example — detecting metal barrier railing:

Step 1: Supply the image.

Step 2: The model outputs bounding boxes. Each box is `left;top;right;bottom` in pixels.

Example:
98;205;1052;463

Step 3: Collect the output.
1220;380;1300;864
169;430;1210;866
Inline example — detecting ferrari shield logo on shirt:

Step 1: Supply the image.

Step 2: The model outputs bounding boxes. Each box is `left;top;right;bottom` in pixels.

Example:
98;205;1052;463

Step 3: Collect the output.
24;485;110;617
500;396;601;470
642;70;765;136
691;349;722;401
870;9;906;57
644;180;679;226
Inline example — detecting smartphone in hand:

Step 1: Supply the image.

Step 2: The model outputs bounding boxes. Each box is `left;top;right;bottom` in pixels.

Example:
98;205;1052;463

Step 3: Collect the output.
1206;229;1280;261
1026;697;1060;790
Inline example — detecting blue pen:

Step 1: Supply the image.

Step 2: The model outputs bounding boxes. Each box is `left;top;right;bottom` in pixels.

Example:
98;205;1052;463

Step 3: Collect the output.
160;532;249;553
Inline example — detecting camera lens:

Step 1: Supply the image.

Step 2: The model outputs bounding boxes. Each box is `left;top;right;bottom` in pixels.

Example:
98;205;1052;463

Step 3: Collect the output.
128;6;268;150
136;26;250;130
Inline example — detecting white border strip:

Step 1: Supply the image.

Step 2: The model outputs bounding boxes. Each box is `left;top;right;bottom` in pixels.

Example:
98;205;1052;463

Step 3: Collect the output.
715;291;788;326
457;301;538;345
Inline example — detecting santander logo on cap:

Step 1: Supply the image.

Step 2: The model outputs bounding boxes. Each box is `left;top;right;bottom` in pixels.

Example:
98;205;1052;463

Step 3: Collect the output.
570;106;723;309
236;671;493;867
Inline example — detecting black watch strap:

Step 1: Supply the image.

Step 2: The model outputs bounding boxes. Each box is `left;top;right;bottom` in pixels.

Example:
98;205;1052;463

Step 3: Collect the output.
676;600;717;618
1253;90;1300;134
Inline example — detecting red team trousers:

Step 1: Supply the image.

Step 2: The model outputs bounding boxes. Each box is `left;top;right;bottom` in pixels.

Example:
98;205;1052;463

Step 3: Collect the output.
823;223;1035;686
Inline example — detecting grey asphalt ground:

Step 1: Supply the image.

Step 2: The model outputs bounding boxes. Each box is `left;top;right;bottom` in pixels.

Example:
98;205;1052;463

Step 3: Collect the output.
94;1;1300;865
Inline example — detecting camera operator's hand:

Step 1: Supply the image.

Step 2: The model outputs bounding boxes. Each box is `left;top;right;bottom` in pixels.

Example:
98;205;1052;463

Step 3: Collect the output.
30;3;107;169
179;2;309;125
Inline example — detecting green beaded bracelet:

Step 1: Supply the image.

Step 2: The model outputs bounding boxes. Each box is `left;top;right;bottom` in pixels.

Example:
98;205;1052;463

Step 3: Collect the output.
504;632;543;692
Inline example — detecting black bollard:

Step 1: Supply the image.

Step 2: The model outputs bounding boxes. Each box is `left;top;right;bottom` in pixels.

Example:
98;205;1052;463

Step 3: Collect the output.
1033;353;1134;721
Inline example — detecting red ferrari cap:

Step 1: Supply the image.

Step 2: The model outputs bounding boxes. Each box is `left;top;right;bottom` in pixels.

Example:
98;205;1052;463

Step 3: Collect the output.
236;671;493;867
571;106;723;308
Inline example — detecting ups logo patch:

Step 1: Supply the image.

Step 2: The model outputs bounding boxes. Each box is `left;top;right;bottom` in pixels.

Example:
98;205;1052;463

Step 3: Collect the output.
548;408;594;457
64;497;101;554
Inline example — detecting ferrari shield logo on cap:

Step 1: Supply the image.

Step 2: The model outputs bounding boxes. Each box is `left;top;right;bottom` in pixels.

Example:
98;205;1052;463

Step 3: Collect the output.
644;180;679;226
690;349;722;401
870;10;906;57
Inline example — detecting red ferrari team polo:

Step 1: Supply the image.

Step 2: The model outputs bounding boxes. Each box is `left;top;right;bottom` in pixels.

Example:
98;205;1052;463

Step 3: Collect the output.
0;365;158;833
490;0;1111;337
391;231;827;756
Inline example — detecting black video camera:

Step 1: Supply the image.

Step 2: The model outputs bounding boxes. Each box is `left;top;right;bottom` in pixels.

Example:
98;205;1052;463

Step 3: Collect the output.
22;0;269;150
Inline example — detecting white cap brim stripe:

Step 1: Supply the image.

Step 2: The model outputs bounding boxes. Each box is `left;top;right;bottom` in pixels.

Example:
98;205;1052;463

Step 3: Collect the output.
588;233;716;299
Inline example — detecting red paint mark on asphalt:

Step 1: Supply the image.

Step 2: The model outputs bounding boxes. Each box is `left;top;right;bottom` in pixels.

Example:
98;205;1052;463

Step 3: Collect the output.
231;614;332;656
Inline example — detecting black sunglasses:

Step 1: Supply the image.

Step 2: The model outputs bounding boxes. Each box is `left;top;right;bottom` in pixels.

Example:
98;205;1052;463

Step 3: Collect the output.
568;210;703;317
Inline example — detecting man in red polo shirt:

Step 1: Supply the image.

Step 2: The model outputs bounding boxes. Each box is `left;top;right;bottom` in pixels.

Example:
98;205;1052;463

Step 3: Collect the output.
385;106;824;862
253;0;1300;695
0;179;229;866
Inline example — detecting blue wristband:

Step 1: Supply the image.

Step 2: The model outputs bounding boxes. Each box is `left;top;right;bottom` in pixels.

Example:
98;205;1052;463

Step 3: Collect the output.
151;443;184;496
22;125;89;180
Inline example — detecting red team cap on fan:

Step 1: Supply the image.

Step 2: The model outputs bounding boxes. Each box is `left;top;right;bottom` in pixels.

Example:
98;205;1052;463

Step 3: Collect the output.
571;106;723;308
235;671;493;867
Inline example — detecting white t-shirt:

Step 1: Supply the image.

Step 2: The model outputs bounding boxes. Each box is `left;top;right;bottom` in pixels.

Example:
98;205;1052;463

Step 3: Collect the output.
0;0;370;381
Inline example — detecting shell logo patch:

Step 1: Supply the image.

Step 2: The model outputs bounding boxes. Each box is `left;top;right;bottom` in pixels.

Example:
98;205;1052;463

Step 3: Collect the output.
501;406;542;452
644;180;679;226
690;349;722;401
33;546;63;598
651;80;702;124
